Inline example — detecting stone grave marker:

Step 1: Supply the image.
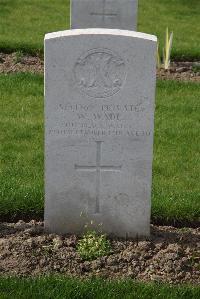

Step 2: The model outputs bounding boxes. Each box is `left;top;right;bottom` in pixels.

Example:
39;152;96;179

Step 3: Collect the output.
71;0;138;30
44;29;157;238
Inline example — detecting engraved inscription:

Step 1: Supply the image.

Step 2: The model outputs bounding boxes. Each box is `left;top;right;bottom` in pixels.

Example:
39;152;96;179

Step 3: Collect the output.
74;48;126;98
90;0;118;22
48;99;151;138
49;128;151;138
75;141;122;213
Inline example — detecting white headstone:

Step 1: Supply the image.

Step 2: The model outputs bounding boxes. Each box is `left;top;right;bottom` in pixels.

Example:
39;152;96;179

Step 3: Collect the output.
44;29;157;238
71;0;138;30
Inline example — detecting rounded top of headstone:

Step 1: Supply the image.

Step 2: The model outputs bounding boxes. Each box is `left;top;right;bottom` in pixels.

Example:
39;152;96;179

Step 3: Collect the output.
45;29;157;42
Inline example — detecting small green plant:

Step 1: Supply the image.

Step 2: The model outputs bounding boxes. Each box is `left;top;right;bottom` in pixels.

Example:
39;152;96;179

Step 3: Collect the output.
14;51;23;64
192;64;200;74
77;230;111;261
157;28;173;70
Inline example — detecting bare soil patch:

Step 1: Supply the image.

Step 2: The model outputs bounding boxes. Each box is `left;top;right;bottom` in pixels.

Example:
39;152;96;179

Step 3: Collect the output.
0;52;200;82
0;221;199;284
0;52;43;74
157;61;200;82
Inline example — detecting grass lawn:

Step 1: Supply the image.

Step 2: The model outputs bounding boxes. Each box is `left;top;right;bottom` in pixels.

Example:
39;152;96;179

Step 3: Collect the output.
0;73;199;224
0;74;44;220
139;0;200;60
153;80;200;225
0;0;199;59
0;0;69;55
0;276;199;299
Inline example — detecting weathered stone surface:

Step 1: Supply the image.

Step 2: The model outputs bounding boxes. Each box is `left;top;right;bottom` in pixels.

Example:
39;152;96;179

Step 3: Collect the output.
44;29;157;238
71;0;138;30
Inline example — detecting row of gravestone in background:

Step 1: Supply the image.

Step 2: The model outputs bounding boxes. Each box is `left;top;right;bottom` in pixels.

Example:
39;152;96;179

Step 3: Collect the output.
71;0;138;31
44;0;157;238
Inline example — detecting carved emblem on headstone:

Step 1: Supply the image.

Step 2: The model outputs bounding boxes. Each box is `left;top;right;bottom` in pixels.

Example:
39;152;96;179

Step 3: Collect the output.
74;48;126;98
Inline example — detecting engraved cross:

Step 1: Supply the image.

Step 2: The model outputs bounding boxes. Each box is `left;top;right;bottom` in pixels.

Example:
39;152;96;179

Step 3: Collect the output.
75;141;122;214
90;0;118;22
